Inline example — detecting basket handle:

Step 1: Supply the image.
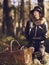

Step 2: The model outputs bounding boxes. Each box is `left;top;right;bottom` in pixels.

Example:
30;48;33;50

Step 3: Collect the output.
10;39;21;52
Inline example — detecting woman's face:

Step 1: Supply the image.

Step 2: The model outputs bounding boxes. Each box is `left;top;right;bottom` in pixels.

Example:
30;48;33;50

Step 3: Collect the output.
33;11;40;20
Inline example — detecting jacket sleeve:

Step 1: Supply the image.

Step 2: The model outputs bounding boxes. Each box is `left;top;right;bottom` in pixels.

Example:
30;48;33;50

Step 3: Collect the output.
42;21;48;40
25;21;30;41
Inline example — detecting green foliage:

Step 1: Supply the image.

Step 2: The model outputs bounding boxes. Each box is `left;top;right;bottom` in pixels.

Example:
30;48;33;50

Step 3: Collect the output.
1;36;14;43
0;44;7;52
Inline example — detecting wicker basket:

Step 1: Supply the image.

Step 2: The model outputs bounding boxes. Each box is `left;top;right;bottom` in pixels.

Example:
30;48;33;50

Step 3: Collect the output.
0;40;34;65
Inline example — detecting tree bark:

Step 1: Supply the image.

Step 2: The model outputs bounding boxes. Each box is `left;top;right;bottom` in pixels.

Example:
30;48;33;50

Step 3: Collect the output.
2;0;14;36
20;0;24;28
38;0;44;16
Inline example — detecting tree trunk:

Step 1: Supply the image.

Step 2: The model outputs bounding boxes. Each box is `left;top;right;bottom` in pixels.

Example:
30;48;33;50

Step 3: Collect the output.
38;0;44;16
2;0;14;36
20;0;24;28
29;0;31;18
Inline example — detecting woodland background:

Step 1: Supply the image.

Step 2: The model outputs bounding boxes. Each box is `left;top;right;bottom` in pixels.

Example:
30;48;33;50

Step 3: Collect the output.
0;0;49;65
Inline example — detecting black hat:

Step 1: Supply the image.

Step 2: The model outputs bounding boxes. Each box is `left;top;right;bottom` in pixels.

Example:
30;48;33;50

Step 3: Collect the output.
30;6;42;14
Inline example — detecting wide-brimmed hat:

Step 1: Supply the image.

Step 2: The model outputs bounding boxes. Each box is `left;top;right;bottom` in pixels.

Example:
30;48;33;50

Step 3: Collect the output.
30;6;42;14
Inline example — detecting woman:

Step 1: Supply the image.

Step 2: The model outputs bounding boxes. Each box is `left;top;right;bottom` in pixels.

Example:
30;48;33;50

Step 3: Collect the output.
25;6;48;53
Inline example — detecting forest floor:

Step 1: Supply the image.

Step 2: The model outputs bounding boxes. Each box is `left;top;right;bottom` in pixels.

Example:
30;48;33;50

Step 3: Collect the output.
0;30;49;65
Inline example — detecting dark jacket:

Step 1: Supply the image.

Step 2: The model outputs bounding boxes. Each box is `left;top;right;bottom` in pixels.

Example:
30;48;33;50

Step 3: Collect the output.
25;18;48;42
25;20;33;41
